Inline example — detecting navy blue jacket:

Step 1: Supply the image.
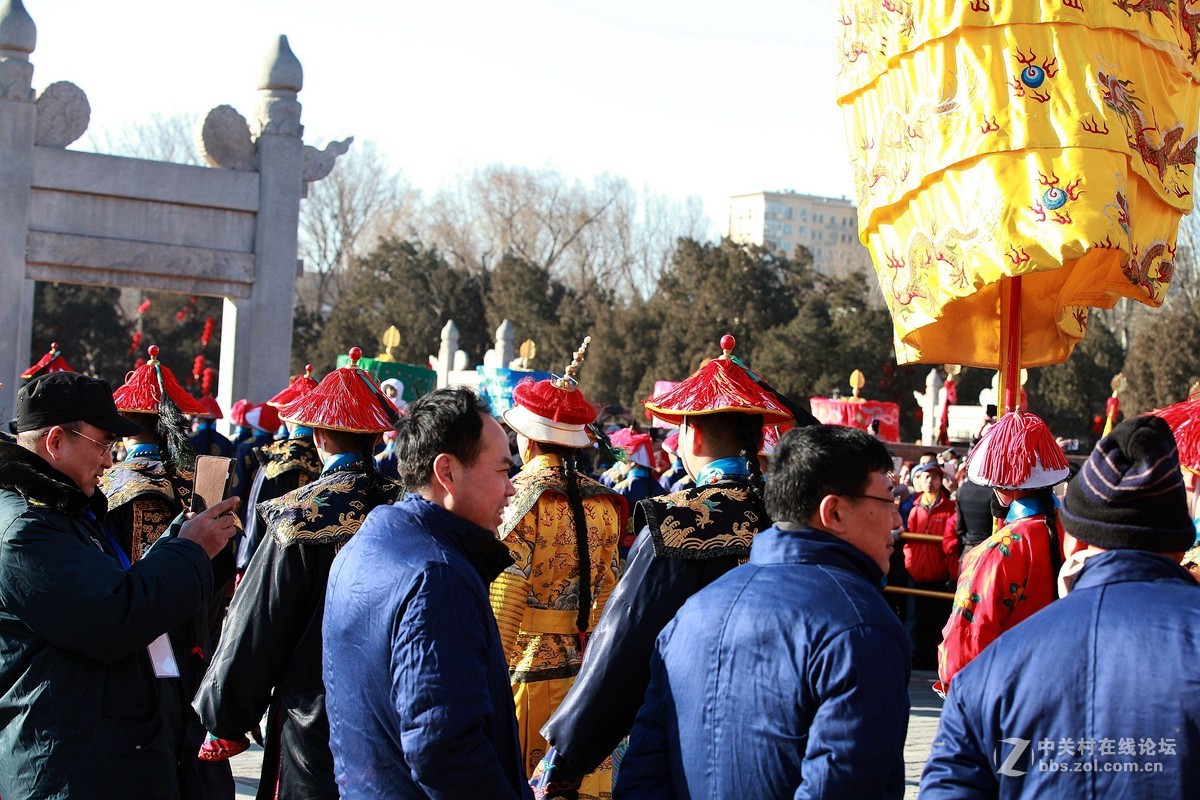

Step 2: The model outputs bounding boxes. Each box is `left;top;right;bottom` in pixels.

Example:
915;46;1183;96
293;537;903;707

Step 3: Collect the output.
616;526;911;799
922;549;1200;799
323;495;532;799
0;441;212;799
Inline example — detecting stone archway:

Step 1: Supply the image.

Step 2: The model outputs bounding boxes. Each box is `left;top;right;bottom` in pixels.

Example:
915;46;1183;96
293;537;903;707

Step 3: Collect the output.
0;0;350;421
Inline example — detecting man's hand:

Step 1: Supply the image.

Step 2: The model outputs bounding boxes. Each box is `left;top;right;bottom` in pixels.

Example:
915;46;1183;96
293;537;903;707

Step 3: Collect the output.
179;496;240;559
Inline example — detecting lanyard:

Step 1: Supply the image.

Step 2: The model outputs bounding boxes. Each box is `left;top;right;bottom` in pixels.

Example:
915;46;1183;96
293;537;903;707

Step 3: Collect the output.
84;508;132;571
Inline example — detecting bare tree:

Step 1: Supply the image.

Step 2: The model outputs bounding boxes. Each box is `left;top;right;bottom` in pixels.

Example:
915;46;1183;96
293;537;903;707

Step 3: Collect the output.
422;165;709;301
84;112;203;165
296;140;418;314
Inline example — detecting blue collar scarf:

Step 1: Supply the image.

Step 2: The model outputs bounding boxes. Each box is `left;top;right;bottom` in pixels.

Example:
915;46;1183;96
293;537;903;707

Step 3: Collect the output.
322;452;364;475
1006;492;1059;524
126;443;160;460
696;456;750;486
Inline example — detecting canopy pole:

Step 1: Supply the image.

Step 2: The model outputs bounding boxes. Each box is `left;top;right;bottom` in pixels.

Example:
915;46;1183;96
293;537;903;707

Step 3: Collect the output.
999;276;1023;413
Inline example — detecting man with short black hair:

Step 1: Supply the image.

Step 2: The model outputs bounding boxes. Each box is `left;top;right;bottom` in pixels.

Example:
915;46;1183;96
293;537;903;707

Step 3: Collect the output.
0;372;238;799
323;386;530;799
615;424;910;798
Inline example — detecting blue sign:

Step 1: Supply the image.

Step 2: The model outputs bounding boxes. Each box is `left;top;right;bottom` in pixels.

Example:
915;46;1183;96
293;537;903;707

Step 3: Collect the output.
477;366;552;416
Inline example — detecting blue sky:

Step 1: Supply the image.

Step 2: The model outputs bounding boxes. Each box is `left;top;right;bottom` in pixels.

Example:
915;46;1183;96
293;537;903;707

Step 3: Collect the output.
28;0;853;226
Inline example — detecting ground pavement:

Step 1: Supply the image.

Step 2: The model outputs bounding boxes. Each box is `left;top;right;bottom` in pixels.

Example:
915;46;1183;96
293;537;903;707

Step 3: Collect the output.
229;670;944;798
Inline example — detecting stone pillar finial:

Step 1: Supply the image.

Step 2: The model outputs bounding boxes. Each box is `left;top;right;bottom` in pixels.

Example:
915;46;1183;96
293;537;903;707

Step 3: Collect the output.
259;35;302;93
0;0;35;102
253;34;302;140
0;0;35;56
436;320;460;389
494;320;516;367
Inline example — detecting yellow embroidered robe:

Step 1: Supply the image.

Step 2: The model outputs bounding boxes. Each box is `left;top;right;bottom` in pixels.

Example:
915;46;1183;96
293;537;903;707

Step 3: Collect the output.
489;454;626;797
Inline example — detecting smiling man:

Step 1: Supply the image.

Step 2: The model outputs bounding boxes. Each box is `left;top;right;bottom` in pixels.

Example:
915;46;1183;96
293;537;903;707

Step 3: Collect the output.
615;424;911;799
0;371;239;799
323;386;530;799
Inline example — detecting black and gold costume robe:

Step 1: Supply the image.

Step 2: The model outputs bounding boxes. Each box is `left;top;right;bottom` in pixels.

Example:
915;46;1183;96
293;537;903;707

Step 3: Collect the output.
194;464;402;800
237;436;321;571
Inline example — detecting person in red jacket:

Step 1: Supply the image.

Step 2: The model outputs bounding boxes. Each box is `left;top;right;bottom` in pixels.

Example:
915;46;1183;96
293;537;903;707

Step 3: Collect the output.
903;461;957;668
935;411;1069;695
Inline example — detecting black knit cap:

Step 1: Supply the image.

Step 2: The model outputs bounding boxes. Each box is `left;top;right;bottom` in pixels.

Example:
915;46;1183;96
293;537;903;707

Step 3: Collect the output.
1061;415;1193;552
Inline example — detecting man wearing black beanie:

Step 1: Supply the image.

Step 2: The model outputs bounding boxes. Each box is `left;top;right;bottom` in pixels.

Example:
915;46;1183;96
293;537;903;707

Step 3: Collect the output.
922;415;1200;799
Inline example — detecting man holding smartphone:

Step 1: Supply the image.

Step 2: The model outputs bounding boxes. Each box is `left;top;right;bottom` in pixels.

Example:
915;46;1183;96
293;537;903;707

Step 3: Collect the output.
0;371;238;799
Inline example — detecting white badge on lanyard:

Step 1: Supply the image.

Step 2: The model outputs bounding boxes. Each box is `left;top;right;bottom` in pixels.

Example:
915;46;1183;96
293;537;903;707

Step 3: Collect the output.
148;634;180;678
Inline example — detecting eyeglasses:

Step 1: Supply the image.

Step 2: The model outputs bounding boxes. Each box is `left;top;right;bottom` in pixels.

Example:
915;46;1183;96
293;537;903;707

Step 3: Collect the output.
838;492;898;507
67;428;119;457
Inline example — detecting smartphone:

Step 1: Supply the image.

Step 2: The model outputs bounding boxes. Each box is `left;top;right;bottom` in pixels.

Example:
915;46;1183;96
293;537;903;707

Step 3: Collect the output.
191;455;235;513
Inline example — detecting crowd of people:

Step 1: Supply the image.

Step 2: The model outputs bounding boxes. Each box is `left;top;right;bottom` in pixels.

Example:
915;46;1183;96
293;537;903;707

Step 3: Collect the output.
0;334;1198;799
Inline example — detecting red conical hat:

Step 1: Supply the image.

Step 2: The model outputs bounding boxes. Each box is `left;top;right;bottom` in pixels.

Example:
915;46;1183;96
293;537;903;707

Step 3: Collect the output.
244;402;280;434
503;338;597;448
229;398;251;427
1151;393;1200;473
644;334;793;425
966;410;1070;489
278;347;397;434
22;342;74;380
196;395;224;420
608;427;655;467
113;345;208;416
267;364;319;408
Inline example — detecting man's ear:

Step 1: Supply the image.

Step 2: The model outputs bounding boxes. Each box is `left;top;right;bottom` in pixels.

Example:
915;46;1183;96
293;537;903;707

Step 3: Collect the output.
42;425;67;461
815;494;846;534
688;424;705;457
431;452;456;495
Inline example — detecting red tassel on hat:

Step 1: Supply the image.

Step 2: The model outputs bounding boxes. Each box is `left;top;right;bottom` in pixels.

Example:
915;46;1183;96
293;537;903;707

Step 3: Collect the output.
644;335;793;425
113;345;209;416
511;377;597;424
229;399;251;428
197;395;223;420
1150;394;1200;472
277;348;395;434
969;410;1069;488
267;364;320;408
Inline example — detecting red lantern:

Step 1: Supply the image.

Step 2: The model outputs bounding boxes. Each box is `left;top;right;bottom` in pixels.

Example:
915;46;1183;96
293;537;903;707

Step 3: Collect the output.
128;330;143;355
201;317;215;348
137;299;151;315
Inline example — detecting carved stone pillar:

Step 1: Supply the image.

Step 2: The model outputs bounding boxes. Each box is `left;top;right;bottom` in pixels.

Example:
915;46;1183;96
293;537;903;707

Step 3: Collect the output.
0;0;36;417
218;36;305;416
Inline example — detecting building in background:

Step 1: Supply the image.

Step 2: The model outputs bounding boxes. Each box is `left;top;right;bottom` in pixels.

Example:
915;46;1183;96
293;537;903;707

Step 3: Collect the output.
727;191;875;282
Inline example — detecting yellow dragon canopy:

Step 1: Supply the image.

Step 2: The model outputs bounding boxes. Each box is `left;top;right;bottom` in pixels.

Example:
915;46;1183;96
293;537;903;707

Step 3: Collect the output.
837;1;1200;369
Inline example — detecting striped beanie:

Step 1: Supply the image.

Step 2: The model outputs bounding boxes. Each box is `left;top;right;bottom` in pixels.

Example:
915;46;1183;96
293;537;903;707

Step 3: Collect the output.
1061;415;1193;552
